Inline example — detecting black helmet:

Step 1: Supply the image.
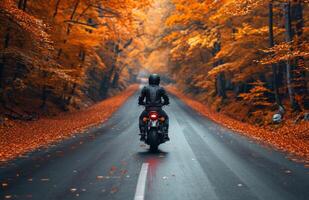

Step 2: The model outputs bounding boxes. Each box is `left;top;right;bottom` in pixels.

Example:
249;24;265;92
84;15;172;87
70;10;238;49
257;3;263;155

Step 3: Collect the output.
148;74;160;85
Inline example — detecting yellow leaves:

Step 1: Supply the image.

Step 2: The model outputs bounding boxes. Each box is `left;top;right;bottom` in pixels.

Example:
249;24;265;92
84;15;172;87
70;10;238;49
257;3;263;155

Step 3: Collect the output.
165;14;180;27
238;80;272;107
234;23;268;40
192;74;211;89
165;27;219;63
166;0;215;27
187;33;214;51
211;0;265;21
165;13;194;27
208;63;234;76
67;29;103;48
259;41;309;67
187;35;202;48
132;8;147;21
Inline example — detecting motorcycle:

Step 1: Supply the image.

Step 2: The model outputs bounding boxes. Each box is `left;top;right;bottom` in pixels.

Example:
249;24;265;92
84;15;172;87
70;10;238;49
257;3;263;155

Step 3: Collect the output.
142;108;168;151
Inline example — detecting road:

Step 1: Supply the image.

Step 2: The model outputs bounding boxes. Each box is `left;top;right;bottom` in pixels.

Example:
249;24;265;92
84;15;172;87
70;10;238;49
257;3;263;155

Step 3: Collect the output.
1;92;309;200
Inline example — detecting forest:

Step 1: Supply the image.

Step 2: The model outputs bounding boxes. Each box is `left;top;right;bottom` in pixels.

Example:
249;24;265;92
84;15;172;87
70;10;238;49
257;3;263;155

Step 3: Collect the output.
0;0;308;126
1;1;309;197
0;0;150;120
163;0;309;125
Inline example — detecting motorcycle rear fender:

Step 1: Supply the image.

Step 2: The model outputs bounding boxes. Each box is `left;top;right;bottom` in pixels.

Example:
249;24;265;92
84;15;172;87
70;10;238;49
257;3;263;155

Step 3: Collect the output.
149;120;159;127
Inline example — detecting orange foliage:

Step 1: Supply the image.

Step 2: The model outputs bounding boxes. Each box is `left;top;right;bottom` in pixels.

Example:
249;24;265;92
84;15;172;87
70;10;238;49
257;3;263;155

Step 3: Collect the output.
0;0;150;113
164;0;309;124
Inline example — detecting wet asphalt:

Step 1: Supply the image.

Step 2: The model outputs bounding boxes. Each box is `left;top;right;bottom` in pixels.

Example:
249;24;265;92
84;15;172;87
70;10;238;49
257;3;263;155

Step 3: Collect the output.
0;92;308;200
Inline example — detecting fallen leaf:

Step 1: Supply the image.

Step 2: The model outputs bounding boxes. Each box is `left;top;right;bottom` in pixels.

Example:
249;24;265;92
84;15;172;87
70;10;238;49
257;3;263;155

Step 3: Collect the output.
110;187;118;194
0;86;138;162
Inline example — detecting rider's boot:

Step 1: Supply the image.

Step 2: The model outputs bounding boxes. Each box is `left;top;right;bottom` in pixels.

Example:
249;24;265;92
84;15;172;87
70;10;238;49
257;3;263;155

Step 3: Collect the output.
140;133;146;141
162;126;170;141
139;126;146;141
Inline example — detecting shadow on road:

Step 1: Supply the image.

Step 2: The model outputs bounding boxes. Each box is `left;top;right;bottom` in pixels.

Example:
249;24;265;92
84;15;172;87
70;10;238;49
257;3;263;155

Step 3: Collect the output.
136;149;168;157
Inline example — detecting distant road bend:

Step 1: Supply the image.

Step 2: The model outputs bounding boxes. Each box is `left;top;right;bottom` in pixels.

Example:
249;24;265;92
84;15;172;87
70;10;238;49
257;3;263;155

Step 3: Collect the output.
0;91;309;200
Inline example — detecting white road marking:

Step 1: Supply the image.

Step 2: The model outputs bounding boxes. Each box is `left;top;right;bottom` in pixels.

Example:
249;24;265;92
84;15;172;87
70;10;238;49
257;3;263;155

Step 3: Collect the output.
134;163;149;200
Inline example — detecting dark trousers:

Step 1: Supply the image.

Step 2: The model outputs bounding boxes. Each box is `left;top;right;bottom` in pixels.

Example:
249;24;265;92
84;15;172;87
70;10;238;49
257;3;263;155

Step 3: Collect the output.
139;108;169;134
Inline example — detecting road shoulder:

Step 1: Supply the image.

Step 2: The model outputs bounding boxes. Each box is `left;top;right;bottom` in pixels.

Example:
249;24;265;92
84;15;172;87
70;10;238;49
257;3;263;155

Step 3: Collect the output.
167;86;309;165
0;85;138;162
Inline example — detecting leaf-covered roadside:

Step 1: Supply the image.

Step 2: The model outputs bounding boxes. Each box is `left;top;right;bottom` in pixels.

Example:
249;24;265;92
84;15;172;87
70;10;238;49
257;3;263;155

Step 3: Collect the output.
0;85;138;162
168;86;309;165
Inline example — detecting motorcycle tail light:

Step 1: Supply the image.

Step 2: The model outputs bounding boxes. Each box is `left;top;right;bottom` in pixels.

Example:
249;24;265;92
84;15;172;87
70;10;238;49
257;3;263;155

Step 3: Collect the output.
149;112;158;120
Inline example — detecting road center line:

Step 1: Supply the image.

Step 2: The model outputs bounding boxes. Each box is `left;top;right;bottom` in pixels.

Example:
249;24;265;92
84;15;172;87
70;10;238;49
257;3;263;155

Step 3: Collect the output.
134;163;149;200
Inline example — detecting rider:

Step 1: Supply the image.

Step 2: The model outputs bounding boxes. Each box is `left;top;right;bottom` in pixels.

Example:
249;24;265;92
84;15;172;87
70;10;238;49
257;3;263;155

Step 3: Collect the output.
138;74;170;141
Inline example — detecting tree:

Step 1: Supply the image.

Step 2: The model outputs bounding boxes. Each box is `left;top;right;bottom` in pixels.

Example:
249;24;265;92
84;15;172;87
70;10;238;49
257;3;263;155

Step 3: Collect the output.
268;0;281;107
283;2;300;111
164;0;308;123
0;0;150;114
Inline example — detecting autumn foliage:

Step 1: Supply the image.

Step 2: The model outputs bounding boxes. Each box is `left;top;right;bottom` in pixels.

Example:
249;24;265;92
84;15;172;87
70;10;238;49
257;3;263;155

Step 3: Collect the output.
0;0;149;119
163;0;309;124
0;0;308;161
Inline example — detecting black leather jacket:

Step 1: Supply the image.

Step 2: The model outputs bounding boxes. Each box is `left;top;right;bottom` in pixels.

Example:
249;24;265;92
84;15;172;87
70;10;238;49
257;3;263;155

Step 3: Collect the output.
138;85;170;108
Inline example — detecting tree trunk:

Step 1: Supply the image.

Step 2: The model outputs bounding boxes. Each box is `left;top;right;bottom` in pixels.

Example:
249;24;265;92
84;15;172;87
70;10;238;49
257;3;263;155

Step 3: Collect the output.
40;72;49;109
100;76;111;98
4;27;10;49
53;0;62;19
291;0;308;109
1;26;10;91
0;60;4;90
40;86;48;109
112;70;120;88
199;50;205;63
101;66;115;98
79;48;86;62
67;0;80;34
22;0;27;11
18;0;27;11
57;48;62;59
216;72;226;98
65;83;77;106
18;0;23;9
213;38;226;99
283;2;300;111
58;0;80;59
268;1;281;106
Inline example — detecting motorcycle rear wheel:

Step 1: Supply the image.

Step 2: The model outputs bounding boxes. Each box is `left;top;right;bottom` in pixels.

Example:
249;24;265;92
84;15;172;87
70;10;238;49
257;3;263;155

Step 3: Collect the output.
148;129;159;152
